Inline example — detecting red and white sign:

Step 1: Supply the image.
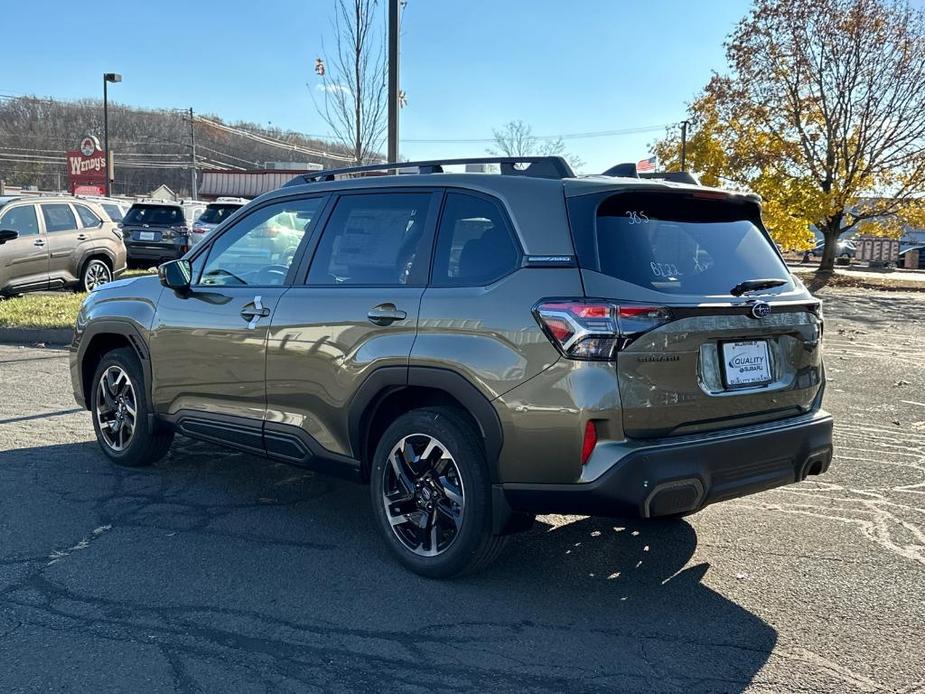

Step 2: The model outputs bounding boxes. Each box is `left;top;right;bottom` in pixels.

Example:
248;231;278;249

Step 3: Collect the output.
67;135;107;195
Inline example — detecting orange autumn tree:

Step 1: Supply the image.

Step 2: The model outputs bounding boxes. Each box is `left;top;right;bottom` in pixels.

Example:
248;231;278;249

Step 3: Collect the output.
654;0;925;274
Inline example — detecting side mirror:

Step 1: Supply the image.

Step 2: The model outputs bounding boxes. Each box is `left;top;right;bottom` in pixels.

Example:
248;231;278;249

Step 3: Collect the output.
158;259;192;292
0;229;19;245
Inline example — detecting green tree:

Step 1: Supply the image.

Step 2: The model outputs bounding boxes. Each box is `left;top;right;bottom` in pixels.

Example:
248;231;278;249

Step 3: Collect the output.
654;0;925;272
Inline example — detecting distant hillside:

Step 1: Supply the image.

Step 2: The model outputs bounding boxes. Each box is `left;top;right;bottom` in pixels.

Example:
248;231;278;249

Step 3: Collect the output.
0;95;353;196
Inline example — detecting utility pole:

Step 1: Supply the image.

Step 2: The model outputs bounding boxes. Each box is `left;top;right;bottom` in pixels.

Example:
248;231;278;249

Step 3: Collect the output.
188;107;198;200
387;0;400;164
680;119;690;171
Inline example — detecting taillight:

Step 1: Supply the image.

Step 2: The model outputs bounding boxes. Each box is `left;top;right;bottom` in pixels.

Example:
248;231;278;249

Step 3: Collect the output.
533;299;671;360
581;420;597;464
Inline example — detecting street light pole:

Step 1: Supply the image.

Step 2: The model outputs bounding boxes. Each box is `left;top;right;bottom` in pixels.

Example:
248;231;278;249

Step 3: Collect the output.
188;107;198;200
387;0;400;165
680;119;690;172
102;73;122;197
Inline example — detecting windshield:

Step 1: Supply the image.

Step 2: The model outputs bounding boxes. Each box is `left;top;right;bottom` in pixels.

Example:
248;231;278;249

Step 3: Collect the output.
124;205;184;226
576;192;792;296
198;204;241;224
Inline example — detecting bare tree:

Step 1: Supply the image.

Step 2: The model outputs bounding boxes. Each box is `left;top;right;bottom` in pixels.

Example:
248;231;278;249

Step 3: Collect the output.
488;120;585;171
313;0;388;164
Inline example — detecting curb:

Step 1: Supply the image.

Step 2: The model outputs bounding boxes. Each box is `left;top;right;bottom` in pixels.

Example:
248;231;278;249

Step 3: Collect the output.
0;327;74;346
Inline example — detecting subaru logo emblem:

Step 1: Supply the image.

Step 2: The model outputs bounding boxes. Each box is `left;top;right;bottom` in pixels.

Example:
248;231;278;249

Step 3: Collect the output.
750;301;771;319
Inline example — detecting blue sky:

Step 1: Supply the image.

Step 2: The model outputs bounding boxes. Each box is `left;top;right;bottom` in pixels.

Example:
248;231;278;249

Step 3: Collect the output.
4;1;757;172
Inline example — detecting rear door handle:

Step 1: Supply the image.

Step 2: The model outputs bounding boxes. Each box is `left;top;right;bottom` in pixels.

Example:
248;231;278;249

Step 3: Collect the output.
76;234;88;241
240;295;272;329
33;239;45;247
367;303;407;326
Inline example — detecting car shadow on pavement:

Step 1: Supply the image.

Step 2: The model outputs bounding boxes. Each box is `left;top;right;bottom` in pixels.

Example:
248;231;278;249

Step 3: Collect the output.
0;438;777;693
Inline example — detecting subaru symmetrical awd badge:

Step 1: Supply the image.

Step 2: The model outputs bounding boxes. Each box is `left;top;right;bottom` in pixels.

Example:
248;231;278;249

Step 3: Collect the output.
749;301;771;319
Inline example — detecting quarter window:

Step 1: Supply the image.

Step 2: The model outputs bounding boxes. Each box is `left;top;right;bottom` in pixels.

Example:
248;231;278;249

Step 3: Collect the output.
198;198;322;287
307;193;432;286
41;204;78;233
0;205;39;236
432;192;519;286
74;204;102;228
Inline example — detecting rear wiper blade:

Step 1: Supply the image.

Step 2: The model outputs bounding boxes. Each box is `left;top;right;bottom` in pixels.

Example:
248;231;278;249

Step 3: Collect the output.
730;278;788;297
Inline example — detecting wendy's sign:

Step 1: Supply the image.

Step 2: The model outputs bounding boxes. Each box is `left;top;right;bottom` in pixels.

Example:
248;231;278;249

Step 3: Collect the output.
66;135;107;195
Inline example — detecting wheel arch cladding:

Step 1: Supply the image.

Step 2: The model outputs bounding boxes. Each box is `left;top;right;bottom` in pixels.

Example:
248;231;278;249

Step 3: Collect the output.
351;366;504;484
79;323;151;411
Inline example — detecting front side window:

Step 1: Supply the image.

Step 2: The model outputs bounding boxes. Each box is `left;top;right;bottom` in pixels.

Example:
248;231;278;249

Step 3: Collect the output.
41;204;77;233
432;192;519;286
0;204;39;237
74;204;102;228
198;197;322;287
307;193;432;286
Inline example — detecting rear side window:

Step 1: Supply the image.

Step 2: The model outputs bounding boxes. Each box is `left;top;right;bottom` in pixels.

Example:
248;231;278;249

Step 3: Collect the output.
307;193;432;286
432;192;519;286
0;204;39;236
571;192;792;296
123;205;183;226
41;204;77;233
74;204;102;228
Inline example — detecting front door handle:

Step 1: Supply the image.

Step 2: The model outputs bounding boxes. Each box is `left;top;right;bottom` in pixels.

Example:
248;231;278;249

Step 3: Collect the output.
240;295;271;329
33;239;45;247
367;303;407;326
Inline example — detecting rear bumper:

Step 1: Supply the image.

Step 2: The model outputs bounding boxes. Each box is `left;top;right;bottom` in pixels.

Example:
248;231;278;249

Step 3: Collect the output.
125;242;185;262
500;410;833;519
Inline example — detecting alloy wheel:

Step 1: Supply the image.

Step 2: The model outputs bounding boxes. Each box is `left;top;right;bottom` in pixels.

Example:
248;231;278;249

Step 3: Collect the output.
95;366;137;452
382;434;466;557
85;261;112;291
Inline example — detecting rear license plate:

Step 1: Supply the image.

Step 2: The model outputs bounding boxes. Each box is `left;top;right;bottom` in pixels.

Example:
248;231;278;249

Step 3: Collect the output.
721;340;772;387
138;231;156;241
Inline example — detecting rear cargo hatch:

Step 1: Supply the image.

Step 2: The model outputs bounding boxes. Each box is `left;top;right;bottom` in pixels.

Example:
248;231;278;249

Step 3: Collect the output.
567;188;823;438
122;204;187;244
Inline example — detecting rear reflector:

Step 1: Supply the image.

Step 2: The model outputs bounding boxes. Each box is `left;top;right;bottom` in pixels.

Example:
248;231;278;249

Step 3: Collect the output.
533;299;671;360
581;420;597;465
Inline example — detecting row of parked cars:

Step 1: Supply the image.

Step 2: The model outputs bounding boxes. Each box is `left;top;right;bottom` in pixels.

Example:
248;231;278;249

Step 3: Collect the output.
0;195;247;296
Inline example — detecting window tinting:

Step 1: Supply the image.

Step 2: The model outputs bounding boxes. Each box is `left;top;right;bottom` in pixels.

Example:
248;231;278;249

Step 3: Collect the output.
198;204;242;224
74;204;102;228
307;193;431;286
584;192;792;296
0;204;39;236
41;204;77;233
123;205;183;226
198;198;322;287
432;193;518;286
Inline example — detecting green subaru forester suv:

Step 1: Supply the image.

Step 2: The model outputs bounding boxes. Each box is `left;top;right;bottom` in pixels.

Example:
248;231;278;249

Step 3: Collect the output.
69;157;833;577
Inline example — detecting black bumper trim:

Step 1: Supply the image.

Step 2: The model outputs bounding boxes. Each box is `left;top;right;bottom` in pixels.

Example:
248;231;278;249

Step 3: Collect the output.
501;412;833;519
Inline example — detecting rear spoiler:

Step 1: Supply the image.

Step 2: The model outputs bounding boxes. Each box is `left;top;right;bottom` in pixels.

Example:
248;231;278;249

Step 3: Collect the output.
601;162;700;186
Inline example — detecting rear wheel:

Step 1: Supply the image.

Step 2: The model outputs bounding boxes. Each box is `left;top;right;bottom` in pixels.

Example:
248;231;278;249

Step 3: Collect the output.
90;347;173;467
81;258;112;292
370;407;506;578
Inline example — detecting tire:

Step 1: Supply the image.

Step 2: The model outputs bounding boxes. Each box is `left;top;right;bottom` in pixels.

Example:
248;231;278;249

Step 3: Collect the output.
90;347;173;467
370;406;506;578
81;257;112;292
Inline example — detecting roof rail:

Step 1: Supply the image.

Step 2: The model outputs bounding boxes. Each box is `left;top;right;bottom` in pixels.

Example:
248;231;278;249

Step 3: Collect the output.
283;156;575;187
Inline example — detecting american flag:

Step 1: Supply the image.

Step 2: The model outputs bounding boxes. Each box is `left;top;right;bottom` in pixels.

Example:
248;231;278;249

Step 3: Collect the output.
637;156;656;173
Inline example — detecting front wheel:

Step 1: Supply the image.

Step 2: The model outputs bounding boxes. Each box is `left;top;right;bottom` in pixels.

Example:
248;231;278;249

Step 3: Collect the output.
90;347;173;467
370;407;506;578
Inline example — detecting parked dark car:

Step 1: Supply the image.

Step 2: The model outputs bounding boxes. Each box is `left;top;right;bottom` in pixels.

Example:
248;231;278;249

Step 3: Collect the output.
0;195;126;294
122;201;205;265
70;157;832;577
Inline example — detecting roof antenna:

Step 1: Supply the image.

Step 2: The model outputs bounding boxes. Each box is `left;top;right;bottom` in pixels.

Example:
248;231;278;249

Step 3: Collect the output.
602;163;639;178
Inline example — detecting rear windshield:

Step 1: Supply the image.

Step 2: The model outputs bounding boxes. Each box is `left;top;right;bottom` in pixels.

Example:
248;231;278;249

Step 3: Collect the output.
198;204;241;224
123;205;185;226
572;191;792;296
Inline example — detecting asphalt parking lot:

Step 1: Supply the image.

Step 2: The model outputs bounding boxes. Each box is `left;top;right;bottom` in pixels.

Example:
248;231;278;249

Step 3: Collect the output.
0;286;923;693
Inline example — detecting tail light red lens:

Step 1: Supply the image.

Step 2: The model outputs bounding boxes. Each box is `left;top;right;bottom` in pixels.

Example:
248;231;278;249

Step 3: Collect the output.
581;420;598;465
533;299;671;360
